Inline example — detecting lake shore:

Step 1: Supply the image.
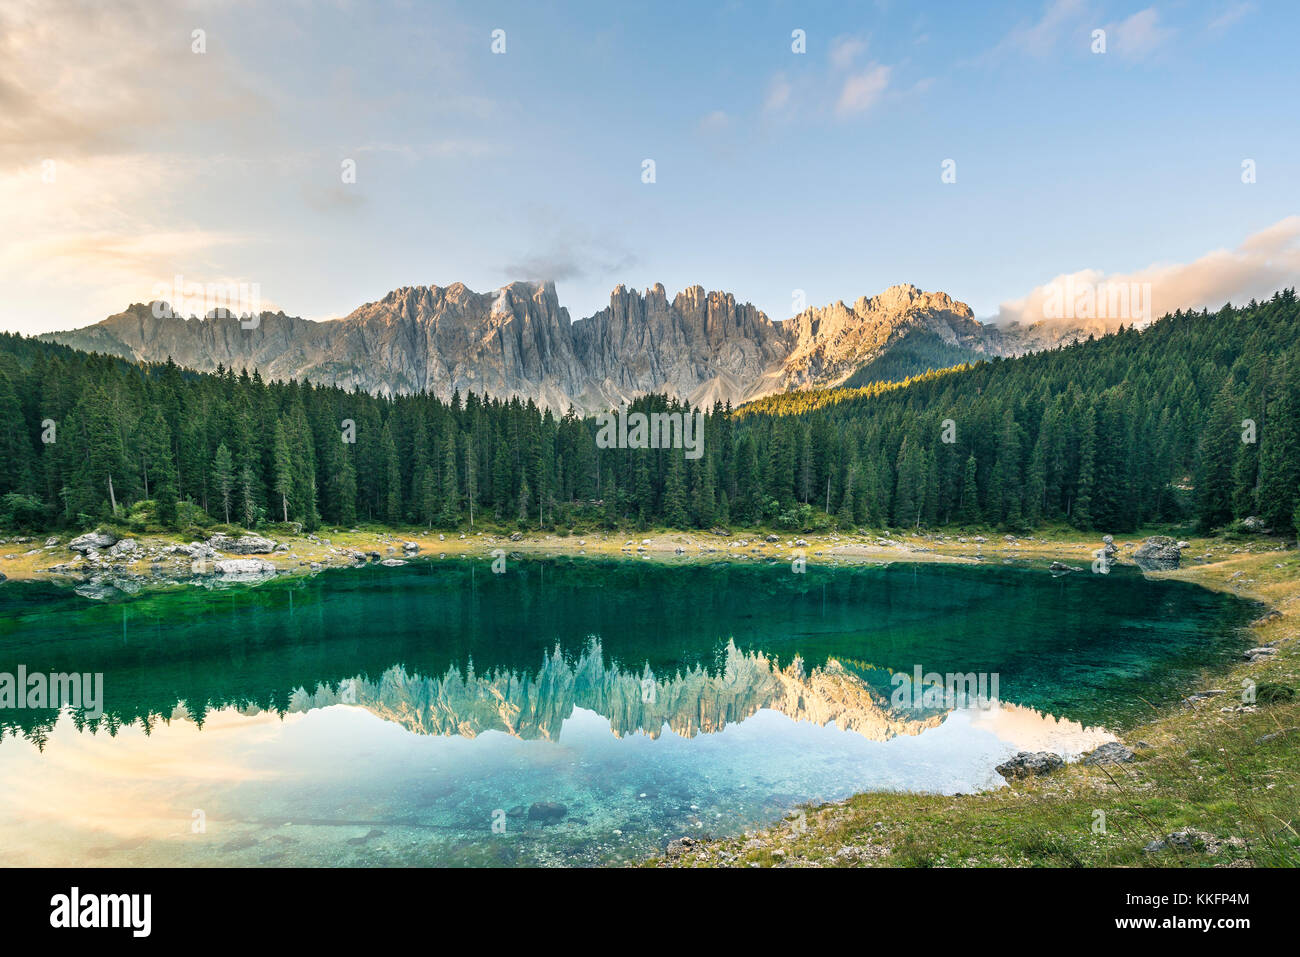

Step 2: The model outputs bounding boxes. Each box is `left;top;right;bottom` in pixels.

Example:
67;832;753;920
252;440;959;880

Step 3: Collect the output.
0;521;1287;586
3;522;1294;868
652;542;1299;868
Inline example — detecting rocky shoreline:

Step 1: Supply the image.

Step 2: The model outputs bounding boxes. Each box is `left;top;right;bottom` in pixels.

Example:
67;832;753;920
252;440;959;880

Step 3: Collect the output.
0;523;1271;602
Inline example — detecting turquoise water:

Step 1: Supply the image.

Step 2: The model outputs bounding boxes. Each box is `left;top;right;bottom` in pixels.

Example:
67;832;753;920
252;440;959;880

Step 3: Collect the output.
0;557;1255;866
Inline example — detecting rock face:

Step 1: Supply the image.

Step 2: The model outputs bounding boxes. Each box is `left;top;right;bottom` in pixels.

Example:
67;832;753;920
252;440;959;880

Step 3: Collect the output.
1133;536;1183;570
776;285;1008;391
44;281;1049;412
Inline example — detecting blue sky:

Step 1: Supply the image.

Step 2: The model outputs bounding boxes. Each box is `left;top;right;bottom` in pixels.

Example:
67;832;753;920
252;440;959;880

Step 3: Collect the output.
1;0;1296;334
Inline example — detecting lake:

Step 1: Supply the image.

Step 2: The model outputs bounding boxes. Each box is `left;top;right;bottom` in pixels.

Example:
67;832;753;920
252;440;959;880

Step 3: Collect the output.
0;556;1255;866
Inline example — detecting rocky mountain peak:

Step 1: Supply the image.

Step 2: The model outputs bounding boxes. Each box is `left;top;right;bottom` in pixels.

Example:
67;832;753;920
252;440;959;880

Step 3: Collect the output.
44;279;1046;411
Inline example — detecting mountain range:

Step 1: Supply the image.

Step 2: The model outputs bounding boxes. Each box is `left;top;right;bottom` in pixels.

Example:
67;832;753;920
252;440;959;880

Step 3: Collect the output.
41;281;1092;411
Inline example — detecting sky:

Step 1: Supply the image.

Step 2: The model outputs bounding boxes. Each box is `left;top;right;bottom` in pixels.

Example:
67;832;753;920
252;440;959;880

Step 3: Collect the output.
1;0;1297;335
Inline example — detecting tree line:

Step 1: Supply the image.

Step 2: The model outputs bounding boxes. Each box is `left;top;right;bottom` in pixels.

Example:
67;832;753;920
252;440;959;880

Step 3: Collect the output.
0;288;1297;536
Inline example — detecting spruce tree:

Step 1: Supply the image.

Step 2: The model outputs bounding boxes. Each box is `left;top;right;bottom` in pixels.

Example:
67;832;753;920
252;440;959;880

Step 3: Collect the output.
211;442;235;523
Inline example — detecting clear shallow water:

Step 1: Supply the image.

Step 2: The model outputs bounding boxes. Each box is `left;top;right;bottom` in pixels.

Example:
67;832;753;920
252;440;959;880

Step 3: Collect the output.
0;557;1256;866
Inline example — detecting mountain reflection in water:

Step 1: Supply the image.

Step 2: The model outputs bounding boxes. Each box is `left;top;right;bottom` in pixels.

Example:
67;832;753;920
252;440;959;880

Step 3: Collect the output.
0;557;1256;866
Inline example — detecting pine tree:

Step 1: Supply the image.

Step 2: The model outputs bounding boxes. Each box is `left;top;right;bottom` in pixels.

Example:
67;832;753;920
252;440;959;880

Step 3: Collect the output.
959;454;981;525
381;421;402;525
239;463;258;528
211;443;235;523
1196;382;1239;531
0;372;34;496
836;464;856;528
517;475;530;523
663;450;689;527
272;422;294;524
439;433;460;527
1072;410;1097;530
1256;358;1300;530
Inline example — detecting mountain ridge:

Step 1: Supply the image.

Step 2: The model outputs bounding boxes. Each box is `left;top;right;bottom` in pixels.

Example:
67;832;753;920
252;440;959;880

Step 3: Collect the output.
41;280;1072;411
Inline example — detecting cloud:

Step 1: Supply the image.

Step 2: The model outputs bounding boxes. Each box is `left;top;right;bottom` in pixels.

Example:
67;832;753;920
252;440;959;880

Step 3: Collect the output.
761;73;793;116
697;110;731;135
835;64;892;116
301;182;368;213
1106;8;1174;58
502;222;637;284
975;0;1087;63
992;217;1300;330
0;0;271;170
1208;2;1255;31
829;36;868;70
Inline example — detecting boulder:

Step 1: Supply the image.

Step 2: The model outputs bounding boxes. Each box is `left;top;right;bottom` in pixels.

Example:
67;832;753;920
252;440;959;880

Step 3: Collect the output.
68;530;117;553
526;802;567;824
75;579;123;601
1133;536;1182;570
1182;689;1227;707
666;836;699;858
107;538;138;557
379;558;407;567
995;751;1064;779
1144;829;1245;855
1082;741;1135;766
213;558;276;577
207;534;277;554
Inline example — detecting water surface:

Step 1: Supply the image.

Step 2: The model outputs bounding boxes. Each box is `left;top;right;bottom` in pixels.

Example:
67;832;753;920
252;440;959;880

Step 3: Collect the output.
0;557;1254;866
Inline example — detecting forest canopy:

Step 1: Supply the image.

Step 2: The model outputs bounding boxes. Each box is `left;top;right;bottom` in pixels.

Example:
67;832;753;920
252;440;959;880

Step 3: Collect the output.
0;289;1297;537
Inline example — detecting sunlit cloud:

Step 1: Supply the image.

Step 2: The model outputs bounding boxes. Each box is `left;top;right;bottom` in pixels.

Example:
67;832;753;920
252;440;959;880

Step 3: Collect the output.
993;217;1300;329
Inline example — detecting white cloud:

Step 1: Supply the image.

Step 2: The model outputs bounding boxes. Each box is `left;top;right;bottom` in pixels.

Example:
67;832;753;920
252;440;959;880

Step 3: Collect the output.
762;73;793;115
835;64;892;116
1208;2;1255;31
1106;8;1174;58
697;110;731;134
985;0;1087;60
829;36;868;70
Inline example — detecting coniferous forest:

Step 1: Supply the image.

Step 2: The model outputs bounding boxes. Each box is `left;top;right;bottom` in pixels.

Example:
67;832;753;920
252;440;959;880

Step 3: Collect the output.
0;290;1297;538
